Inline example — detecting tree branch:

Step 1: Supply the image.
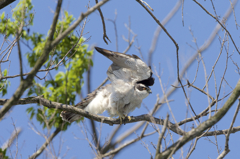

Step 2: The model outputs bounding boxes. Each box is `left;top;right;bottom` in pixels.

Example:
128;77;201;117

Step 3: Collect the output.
51;0;109;48
28;127;62;159
101;131;156;158
193;0;240;54
0;94;239;137
217;99;240;159
0;96;183;134
0;0;63;121
0;34;82;81
1;128;22;150
155;114;169;158
16;1;26;81
158;79;240;159
148;0;181;66
137;0;199;121
95;0;111;45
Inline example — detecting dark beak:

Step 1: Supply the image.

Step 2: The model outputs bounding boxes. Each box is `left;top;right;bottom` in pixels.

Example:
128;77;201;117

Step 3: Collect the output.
147;88;152;94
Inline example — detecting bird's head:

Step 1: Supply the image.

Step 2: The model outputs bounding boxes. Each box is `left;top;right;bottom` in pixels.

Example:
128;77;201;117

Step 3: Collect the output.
135;83;152;99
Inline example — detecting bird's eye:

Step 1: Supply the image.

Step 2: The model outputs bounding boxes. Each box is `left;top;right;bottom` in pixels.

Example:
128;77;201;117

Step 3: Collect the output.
142;87;146;90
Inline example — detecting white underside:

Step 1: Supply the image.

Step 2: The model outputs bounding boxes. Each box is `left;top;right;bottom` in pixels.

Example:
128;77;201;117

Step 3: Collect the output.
84;80;149;118
84;86;111;115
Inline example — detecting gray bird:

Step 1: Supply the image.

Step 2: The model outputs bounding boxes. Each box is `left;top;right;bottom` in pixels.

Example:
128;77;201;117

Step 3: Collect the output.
60;47;154;124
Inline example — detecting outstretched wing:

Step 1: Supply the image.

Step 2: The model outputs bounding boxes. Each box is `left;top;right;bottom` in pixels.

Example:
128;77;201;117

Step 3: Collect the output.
95;47;154;86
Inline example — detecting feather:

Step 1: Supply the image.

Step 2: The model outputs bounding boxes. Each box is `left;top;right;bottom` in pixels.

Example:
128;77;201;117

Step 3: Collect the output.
60;85;111;123
95;47;154;86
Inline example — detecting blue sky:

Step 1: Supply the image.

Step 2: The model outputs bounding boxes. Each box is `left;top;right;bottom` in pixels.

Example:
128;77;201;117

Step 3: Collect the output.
1;0;240;158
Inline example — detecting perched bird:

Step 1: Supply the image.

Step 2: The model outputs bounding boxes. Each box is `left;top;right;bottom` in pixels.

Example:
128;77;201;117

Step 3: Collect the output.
60;47;154;124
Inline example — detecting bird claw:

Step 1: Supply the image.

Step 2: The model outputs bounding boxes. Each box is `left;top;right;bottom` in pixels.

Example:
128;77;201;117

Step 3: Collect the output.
121;115;132;125
117;112;131;125
118;117;123;125
127;116;132;121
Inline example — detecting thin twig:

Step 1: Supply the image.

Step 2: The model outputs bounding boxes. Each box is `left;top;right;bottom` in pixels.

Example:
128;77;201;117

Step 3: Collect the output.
138;0;199;119
156;114;169;157
95;0;111;44
100;125;121;154
101;131;156;158
158;79;240;158
202;32;227;90
28;127;62;159
16;0;26;81
193;0;240;54
217;99;240;159
1;127;22;151
105;10;118;51
228;0;238;29
51;0;109;48
148;0;181;66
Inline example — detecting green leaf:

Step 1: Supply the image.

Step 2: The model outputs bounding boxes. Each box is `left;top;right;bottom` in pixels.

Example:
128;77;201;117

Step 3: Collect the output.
0;12;5;20
0;148;10;159
1;0;94;130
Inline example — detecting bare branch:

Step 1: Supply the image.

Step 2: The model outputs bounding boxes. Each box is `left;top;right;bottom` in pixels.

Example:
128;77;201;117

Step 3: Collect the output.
158;79;240;158
100;125;121;154
51;0;109;48
202;32;227;90
4;95;240;138
105;10;118;51
137;0;198;119
136;0;178;49
185;127;211;159
155;114;169;157
17;33;24;81
28;127;62;159
101;131;156;158
16;2;26;81
1;128;22;150
139;0;154;11
228;0;238;29
217;99;240;159
95;0;111;45
148;0;181;66
96;78;108;90
0;96;184;134
193;0;240;54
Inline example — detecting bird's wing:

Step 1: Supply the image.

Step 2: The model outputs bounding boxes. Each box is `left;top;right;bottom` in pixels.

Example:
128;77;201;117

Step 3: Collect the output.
107;79;135;117
60;86;104;123
95;47;154;86
111;79;134;103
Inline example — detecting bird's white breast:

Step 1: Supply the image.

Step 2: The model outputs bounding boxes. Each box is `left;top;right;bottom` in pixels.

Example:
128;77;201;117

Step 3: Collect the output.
84;86;112;115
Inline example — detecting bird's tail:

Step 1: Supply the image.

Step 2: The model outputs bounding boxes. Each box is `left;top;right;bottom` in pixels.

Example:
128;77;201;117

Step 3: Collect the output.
60;111;83;123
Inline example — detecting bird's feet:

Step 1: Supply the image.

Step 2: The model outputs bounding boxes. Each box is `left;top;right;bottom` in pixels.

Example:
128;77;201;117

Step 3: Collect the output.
118;115;132;125
118;116;123;125
127;116;132;121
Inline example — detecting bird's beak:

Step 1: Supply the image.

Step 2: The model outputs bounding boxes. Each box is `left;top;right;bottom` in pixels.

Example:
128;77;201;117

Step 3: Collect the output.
147;88;152;94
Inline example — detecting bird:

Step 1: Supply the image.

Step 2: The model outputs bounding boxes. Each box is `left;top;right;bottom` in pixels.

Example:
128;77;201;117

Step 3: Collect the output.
60;47;154;124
